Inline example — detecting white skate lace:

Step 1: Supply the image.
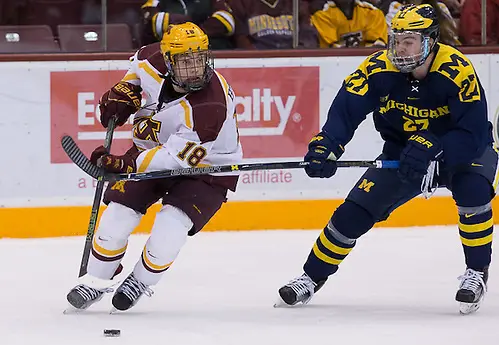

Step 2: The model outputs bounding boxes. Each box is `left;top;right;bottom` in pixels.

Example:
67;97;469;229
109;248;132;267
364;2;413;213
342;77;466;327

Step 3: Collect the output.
119;276;153;302
75;284;112;301
287;275;317;300
458;269;487;294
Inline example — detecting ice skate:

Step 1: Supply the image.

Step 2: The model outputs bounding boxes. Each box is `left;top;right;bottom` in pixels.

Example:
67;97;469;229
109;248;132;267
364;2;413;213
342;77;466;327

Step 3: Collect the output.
111;273;153;312
64;264;124;313
456;267;488;315
274;273;326;307
65;284;113;312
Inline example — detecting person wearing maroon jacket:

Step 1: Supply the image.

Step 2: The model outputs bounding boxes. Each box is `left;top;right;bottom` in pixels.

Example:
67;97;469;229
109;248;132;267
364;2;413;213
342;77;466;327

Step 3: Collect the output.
141;0;235;49
459;0;499;45
230;0;319;49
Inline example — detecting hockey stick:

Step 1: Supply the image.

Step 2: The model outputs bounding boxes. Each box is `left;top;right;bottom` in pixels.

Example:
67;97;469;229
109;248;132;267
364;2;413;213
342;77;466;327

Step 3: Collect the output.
106;159;399;182
61;135;400;183
76;118;116;278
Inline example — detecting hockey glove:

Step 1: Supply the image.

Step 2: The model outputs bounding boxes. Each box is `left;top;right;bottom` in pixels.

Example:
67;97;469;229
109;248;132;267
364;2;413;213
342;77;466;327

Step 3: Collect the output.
99;81;142;128
90;145;138;174
398;132;443;183
304;132;344;178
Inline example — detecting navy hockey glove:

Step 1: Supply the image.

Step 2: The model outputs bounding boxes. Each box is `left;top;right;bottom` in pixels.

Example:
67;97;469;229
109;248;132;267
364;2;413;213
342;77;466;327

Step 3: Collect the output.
304;132;344;178
399;132;442;183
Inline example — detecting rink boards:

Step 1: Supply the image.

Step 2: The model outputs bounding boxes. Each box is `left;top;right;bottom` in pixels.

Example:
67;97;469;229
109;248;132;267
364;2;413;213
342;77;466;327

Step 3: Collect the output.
1;54;499;237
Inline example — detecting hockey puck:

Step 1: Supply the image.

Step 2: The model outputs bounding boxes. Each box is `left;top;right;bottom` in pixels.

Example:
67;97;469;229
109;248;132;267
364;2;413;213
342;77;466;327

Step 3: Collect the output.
103;329;121;337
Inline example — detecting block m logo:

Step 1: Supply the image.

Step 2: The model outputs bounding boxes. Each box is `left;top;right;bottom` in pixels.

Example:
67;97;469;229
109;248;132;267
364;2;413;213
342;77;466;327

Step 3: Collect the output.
358;179;375;192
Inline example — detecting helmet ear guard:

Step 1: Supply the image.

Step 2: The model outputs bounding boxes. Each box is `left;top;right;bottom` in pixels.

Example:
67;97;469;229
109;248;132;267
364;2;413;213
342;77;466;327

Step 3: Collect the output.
388;4;440;73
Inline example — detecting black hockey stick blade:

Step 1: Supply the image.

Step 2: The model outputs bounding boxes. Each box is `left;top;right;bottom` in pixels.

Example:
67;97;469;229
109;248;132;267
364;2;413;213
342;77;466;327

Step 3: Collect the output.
61;135;103;179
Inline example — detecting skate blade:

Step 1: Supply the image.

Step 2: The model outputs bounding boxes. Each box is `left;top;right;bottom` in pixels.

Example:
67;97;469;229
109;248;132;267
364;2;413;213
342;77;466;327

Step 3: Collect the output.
459;302;481;315
110;307;124;314
273;295;301;308
63;304;86;315
273;297;289;308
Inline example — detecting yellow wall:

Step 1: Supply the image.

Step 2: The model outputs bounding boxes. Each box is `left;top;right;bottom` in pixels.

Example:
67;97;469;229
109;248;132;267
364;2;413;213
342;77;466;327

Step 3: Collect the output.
2;196;499;238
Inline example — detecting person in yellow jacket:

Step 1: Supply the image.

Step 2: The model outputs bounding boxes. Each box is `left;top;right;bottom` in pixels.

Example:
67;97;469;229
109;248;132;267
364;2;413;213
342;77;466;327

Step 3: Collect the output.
311;0;388;47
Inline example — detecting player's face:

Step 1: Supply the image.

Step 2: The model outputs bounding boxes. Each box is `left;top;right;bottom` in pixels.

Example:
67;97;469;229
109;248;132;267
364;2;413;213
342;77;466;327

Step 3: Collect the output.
173;51;208;86
392;32;422;57
388;31;428;73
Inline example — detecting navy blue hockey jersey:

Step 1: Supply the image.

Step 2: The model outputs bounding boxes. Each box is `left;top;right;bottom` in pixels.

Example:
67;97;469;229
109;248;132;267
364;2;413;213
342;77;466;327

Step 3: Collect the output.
323;43;493;169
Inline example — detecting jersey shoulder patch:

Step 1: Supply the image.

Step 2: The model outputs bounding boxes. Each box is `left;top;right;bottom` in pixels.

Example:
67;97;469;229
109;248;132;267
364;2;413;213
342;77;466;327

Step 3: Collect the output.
136;42;167;75
344;50;398;96
187;74;228;143
430;44;481;102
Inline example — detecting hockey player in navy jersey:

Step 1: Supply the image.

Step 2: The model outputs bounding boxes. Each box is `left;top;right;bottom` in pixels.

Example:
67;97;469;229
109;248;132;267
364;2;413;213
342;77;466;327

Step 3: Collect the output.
277;4;496;315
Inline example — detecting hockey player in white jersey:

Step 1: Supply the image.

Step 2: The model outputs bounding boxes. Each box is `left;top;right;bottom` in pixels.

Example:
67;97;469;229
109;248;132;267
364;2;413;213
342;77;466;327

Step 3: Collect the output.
66;22;242;312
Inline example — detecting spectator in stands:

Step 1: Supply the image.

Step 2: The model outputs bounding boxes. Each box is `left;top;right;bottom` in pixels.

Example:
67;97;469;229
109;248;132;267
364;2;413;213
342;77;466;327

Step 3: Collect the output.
229;0;319;49
459;0;499;45
141;0;235;49
310;0;387;48
383;0;460;45
440;0;463;17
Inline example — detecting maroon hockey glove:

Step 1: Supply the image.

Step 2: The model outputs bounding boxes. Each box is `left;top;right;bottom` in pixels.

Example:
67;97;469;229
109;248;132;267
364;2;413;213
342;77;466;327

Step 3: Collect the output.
99;82;142;128
90;145;138;174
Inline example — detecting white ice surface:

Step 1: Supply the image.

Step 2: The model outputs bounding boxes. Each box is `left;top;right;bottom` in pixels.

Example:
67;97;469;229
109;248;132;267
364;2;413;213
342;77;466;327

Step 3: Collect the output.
1;227;498;345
